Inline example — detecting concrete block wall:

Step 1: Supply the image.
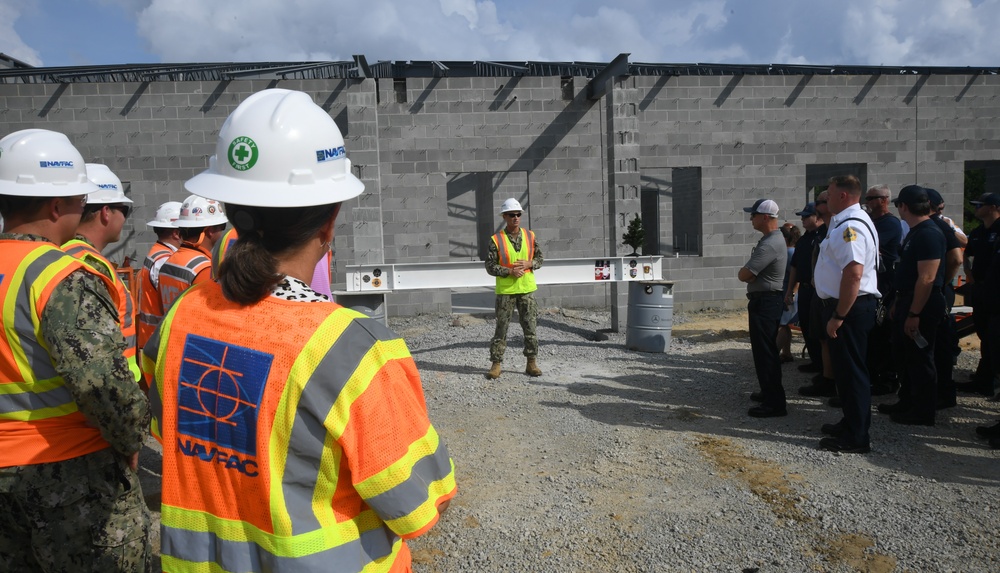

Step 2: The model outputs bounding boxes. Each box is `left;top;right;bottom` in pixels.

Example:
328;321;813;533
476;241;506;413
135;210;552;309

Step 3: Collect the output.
1;68;998;315
636;72;1000;310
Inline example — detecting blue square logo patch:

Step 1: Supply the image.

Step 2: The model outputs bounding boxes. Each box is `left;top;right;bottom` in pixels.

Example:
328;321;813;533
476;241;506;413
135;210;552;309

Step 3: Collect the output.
177;334;273;456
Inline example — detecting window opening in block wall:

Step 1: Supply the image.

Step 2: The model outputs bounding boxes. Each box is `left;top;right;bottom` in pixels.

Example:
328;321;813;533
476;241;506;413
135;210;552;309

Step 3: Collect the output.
445;171;530;261
561;76;574;100
393;78;407;103
640;167;703;256
964;161;1000;235
805;163;867;205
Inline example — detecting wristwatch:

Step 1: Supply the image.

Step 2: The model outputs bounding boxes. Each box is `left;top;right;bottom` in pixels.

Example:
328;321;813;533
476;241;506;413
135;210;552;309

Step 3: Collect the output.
908;311;920;318
833;311;847;320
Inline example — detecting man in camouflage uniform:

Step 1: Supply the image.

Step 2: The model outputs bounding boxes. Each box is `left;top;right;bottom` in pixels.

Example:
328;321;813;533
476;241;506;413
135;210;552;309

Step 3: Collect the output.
485;197;544;379
0;129;151;572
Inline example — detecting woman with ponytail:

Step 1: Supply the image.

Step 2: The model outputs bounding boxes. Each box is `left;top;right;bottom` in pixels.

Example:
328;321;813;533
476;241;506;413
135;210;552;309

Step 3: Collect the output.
142;89;456;573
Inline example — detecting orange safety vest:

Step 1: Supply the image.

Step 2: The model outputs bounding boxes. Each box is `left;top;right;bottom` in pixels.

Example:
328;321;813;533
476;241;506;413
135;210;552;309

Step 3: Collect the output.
158;243;212;312
0;240;120;467
62;238;141;383
144;281;457;573
137;241;176;351
491;228;537;295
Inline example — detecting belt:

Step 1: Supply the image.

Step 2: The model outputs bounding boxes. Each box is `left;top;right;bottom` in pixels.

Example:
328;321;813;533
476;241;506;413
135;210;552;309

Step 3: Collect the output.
747;291;782;300
821;294;875;307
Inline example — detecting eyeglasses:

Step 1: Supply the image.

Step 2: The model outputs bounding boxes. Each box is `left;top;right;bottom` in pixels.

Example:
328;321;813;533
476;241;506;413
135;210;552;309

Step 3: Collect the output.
506;212;522;218
109;204;132;218
865;196;888;201
815;200;828;205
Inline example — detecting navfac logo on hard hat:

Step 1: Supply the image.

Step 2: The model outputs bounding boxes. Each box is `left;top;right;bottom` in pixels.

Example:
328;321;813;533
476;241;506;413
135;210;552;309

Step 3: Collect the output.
315;146;345;163
98;183;118;190
39;160;74;168
228;136;259;171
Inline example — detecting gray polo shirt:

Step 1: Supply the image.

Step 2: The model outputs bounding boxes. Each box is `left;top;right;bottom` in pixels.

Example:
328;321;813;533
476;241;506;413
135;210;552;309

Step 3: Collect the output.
744;229;786;294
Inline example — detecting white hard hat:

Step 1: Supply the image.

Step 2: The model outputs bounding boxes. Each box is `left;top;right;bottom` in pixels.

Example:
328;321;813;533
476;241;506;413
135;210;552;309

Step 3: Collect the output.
147;201;183;228
0;129;98;197
185;88;364;208
85;163;132;205
174;194;228;228
500;198;523;214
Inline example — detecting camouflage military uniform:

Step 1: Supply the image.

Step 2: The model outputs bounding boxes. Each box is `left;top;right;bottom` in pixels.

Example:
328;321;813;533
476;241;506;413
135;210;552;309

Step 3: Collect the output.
0;233;151;572
485;230;544;363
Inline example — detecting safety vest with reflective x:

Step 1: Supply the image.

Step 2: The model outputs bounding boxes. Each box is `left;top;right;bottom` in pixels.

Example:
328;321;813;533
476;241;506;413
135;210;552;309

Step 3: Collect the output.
144;280;457;573
0;240;121;467
492;228;537;295
158;242;211;312
63;238;141;383
137;241;176;352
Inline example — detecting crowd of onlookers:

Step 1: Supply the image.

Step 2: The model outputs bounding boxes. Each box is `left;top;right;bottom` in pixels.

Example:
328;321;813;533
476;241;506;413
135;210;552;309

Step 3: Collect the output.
740;175;1000;453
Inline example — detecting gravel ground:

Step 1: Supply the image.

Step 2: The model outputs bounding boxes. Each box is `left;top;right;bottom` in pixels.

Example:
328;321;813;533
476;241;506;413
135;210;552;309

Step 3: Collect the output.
140;308;1000;572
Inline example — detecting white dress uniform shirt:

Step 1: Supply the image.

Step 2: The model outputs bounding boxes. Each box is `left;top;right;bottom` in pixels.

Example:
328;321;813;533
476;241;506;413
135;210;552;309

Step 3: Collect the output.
814;203;881;300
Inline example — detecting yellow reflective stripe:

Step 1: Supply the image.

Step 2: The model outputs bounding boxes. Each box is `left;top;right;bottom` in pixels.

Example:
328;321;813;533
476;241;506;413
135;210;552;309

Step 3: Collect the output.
158;555;215;573
356;425;442;498
0;377;62;395
0;402;78;421
127;354;141;383
63;240;120;286
147;296;182;442
383;459;457;536
326;338;411;438
269;307;357;536
161;504;386;559
0;375;79;420
6;254;78;382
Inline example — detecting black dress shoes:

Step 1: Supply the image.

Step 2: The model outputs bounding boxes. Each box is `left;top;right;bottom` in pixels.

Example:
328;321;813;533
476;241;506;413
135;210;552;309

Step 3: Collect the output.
889;411;935;426
798;362;822;373
955;381;994;396
975;421;1000;438
935;398;957;410
827;395;842;408
799;377;836;397
750;391;763;403
819;437;870;454
748;405;788;418
821;421;845;436
877;401;908;414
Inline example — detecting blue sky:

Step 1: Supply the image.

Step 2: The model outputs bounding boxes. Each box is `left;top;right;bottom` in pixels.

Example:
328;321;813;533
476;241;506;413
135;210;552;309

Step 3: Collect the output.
3;0;999;68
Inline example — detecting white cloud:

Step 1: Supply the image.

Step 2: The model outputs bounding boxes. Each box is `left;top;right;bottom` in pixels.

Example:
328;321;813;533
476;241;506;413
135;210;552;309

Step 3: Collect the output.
0;0;43;66
841;0;1000;66
9;0;1000;68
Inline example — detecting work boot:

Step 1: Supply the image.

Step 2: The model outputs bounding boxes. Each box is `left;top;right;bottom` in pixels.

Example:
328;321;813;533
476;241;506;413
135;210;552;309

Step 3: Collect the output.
487;362;502;379
525;358;542;377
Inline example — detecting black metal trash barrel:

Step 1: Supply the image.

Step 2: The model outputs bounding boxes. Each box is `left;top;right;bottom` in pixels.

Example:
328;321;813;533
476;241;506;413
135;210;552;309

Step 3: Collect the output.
625;280;674;353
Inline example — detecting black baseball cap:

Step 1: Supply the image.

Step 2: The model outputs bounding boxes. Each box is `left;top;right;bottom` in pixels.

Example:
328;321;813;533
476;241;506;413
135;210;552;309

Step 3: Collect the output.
892;185;929;208
794;203;817;217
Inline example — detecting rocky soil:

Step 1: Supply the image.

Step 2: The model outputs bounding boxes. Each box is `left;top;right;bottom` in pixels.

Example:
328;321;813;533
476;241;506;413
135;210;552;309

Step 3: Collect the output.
140;308;1000;572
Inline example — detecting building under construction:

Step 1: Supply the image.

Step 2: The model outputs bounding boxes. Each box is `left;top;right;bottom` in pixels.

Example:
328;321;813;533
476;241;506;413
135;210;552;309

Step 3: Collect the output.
1;53;998;325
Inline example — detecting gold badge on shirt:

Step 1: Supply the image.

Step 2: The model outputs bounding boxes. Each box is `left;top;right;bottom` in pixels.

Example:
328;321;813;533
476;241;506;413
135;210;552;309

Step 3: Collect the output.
842;227;857;242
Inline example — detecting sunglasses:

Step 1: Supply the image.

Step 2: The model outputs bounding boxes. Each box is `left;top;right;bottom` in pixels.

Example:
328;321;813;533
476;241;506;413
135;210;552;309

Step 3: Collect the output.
865;196;888;201
109;204;132;218
506;212;522;218
815;200;828;205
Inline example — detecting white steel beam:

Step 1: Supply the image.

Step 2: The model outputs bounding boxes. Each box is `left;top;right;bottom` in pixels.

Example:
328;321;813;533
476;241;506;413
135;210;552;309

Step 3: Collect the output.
346;256;663;292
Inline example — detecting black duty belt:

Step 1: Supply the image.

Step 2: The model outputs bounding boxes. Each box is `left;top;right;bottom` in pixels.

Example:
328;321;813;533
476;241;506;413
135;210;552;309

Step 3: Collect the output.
747;291;782;300
821;294;875;307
